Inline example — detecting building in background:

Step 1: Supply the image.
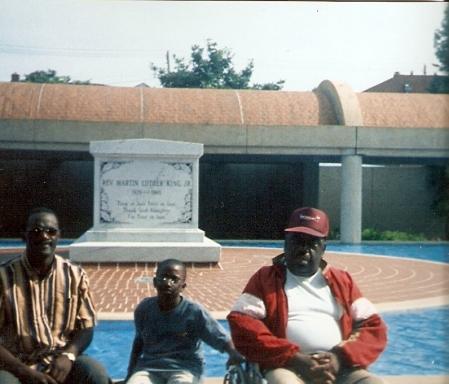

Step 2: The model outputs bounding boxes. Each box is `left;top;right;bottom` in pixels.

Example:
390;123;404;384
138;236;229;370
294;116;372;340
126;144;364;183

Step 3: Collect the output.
364;71;439;94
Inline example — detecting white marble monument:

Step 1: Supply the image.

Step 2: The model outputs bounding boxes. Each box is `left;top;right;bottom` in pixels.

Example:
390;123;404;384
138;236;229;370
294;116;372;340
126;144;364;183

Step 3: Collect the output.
69;139;220;262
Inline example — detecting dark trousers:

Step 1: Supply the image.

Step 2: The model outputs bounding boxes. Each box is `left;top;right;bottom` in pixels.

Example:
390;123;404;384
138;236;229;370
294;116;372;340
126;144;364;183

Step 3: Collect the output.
0;355;112;384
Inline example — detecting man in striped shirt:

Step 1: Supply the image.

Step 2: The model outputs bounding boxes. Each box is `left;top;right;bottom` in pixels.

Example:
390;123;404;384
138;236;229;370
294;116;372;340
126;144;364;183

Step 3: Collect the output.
0;207;111;384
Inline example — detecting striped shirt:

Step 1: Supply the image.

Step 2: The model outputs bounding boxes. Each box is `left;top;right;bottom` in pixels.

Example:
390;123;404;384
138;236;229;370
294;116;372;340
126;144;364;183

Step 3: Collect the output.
0;253;97;367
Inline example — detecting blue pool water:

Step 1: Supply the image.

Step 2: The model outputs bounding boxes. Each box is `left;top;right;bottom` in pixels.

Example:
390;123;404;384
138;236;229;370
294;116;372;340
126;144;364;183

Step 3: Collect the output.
2;240;448;263
219;241;449;264
87;308;449;379
0;239;74;248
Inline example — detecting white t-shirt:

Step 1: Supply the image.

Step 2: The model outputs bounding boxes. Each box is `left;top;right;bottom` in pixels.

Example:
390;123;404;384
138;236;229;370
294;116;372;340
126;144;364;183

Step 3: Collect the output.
285;268;343;354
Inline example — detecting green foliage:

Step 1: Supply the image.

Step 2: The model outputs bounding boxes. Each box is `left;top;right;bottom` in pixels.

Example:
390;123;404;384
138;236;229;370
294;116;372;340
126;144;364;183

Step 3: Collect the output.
21;69;91;85
430;5;449;94
328;228;340;241
428;75;449;94
151;40;284;90
251;82;285;91
434;5;449;75
361;228;427;241
329;227;428;241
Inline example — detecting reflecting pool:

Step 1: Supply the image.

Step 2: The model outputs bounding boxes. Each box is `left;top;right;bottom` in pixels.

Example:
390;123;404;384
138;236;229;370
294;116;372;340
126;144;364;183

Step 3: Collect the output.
87;307;449;379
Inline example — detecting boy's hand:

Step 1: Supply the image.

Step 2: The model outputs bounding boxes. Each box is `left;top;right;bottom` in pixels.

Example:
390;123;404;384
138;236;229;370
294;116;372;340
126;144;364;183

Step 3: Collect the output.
226;349;246;368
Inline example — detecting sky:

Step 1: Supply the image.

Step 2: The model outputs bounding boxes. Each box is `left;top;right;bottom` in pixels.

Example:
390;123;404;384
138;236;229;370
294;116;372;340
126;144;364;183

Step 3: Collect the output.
0;1;447;93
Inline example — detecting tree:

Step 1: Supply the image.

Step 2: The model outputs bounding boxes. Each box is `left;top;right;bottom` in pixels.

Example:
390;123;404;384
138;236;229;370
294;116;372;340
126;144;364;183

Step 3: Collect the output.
151;40;284;90
429;5;449;94
21;69;91;85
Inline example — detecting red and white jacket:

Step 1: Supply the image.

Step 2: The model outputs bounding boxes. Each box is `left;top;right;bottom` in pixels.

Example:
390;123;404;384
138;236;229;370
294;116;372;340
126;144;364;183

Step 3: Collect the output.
227;254;387;370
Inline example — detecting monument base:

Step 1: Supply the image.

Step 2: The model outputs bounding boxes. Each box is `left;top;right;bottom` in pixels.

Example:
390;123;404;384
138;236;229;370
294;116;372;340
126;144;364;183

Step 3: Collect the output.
82;228;206;243
69;237;221;263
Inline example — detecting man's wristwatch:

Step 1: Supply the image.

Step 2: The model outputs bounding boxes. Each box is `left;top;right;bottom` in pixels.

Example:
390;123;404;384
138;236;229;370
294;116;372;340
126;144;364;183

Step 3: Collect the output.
61;352;76;362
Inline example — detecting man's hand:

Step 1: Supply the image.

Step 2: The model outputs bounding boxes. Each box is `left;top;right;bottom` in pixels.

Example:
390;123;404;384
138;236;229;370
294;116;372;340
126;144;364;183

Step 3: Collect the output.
18;367;58;384
48;354;74;383
289;352;336;384
311;352;340;377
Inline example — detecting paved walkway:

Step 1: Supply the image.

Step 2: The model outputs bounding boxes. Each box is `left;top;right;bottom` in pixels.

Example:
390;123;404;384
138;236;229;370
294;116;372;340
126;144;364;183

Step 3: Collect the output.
2;246;448;319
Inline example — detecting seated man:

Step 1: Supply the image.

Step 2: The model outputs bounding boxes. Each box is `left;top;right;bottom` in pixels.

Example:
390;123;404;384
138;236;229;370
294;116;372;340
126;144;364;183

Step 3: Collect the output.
125;258;244;384
0;207;111;384
227;207;387;384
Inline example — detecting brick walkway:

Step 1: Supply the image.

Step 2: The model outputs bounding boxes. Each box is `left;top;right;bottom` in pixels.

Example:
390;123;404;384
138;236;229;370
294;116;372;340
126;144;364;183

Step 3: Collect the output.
3;246;448;319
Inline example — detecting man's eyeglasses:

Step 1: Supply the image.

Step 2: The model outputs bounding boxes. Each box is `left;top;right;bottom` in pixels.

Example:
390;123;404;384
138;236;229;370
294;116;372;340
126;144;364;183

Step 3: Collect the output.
27;227;60;236
154;276;182;285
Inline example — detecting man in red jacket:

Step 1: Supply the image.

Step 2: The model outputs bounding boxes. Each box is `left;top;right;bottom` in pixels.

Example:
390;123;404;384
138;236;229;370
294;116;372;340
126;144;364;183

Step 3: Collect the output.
227;207;387;384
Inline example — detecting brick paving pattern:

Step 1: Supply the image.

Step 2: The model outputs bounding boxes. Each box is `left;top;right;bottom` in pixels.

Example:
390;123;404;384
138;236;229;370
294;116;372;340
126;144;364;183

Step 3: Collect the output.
2;246;448;315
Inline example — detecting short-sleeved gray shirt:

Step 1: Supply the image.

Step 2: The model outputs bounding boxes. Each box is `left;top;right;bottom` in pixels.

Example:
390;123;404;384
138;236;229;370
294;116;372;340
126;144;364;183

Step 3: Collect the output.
133;296;230;377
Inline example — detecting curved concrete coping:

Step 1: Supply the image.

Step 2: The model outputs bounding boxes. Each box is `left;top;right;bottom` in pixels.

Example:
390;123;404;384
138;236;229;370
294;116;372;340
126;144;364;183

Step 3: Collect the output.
317;79;363;126
98;296;449;321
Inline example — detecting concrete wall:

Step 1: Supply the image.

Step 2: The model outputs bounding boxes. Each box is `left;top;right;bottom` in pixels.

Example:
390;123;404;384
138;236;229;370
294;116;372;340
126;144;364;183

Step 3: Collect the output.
0;155;317;240
1;155;446;240
319;164;446;239
0;158;93;238
199;159;305;239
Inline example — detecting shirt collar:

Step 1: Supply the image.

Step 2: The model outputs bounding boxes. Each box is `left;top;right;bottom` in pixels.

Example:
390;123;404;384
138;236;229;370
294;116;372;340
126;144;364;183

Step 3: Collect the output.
21;252;56;280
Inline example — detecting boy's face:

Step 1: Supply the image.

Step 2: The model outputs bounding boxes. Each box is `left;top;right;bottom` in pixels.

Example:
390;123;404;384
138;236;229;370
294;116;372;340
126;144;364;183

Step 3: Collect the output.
153;264;186;300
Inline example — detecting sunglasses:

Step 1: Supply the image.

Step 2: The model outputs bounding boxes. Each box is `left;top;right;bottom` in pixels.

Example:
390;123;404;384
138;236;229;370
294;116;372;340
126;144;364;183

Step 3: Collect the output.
27;227;60;236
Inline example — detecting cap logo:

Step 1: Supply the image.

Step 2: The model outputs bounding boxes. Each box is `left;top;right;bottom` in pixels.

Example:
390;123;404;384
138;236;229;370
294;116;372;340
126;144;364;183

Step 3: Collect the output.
300;214;320;222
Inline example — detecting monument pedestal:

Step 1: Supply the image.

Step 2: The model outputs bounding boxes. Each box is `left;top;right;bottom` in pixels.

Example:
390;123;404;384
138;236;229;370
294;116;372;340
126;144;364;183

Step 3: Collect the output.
70;238;220;263
70;139;220;263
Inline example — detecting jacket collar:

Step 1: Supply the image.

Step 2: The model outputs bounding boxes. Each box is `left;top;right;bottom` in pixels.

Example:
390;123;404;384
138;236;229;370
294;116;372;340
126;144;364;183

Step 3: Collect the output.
272;252;329;273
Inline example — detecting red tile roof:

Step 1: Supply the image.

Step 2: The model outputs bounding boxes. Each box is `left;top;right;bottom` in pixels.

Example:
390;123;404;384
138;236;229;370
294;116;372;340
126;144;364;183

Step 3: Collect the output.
363;74;435;94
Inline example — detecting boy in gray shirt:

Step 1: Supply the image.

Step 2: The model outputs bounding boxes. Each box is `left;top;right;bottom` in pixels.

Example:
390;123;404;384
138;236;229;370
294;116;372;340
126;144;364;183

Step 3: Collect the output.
125;258;244;384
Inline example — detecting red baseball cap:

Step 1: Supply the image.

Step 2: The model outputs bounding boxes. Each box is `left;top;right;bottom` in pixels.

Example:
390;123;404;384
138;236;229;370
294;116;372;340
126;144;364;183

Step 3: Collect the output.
285;207;329;237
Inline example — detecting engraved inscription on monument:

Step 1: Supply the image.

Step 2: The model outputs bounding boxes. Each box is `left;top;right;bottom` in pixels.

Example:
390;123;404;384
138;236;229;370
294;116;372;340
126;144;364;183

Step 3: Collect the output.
99;159;193;227
70;139;220;263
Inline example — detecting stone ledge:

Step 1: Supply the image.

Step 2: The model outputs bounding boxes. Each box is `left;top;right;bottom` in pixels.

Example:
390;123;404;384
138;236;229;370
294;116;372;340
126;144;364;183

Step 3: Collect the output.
69;238;221;263
114;376;449;384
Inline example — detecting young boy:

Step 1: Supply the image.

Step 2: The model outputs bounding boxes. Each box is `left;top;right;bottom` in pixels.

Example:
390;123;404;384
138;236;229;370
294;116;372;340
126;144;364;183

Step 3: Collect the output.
125;258;244;384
